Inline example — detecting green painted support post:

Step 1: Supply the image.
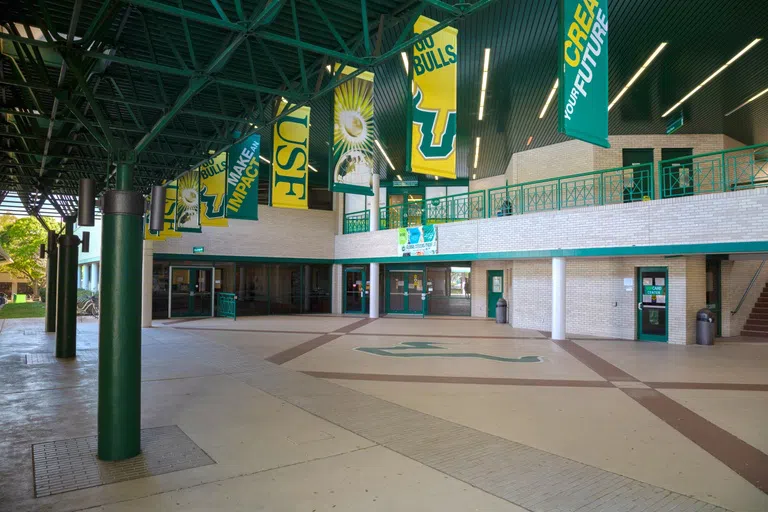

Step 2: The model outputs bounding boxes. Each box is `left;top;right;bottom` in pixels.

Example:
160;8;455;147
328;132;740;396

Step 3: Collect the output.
45;231;58;333
55;218;78;357
98;157;144;461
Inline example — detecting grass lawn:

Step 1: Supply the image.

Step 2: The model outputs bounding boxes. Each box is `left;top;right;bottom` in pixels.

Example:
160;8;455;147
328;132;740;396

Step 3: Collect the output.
0;302;46;319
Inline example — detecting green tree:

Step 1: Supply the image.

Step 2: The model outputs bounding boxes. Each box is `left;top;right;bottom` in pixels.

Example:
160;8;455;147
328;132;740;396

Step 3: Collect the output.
0;216;61;296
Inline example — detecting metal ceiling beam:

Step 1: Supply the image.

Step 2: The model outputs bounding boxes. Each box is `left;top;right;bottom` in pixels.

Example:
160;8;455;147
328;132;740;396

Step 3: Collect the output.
121;0;244;31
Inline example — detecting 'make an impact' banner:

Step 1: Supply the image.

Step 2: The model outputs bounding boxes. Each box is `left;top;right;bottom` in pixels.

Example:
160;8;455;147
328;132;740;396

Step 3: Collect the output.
397;225;437;257
332;65;375;196
272;103;310;209
226;134;260;220
558;0;610;148
410;16;457;179
200;152;228;227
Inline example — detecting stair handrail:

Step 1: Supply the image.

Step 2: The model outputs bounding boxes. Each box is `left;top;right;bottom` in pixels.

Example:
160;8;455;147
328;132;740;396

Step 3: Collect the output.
731;259;766;314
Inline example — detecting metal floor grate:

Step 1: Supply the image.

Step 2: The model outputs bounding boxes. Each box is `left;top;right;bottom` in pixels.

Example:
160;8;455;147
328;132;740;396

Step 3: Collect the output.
25;350;98;364
32;425;215;497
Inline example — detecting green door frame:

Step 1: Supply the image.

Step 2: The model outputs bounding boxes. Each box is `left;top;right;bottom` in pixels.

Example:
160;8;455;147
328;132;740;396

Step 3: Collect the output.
486;270;503;318
385;269;426;314
168;265;215;318
636;266;669;342
343;267;367;314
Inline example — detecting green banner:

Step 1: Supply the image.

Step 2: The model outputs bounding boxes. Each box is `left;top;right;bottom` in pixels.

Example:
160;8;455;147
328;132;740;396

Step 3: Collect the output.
558;0;610;148
226;133;260;220
175;169;201;232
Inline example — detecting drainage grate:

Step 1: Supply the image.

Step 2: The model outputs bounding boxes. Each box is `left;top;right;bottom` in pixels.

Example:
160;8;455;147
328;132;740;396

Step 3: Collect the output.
25;350;98;365
32;425;215;497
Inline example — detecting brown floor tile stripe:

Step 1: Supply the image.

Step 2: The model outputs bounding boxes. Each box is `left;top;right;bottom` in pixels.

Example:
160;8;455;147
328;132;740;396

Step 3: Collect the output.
172;327;328;335
551;339;638;382
265;334;341;365
161;318;202;325
334;317;378;333
623;387;768;494
331;332;546;340
648;382;768;392
303;371;613;388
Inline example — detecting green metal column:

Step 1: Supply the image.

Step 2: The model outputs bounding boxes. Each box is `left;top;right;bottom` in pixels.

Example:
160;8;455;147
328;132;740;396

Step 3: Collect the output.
45;232;58;333
55;218;78;357
98;156;144;461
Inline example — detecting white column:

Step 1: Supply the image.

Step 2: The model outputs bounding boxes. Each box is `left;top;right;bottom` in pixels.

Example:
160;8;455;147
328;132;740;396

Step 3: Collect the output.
76;265;82;289
369;173;380;232
369;263;380;319
368;174;380;318
331;264;342;314
90;262;99;292
551;257;566;340
141;240;154;327
82;264;90;291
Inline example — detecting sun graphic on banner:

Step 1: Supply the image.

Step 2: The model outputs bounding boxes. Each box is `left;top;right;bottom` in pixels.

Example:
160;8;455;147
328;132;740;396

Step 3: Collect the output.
176;171;200;227
334;78;375;187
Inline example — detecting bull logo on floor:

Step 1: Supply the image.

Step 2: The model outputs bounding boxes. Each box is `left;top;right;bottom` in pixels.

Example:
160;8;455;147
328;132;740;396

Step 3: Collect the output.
355;341;542;363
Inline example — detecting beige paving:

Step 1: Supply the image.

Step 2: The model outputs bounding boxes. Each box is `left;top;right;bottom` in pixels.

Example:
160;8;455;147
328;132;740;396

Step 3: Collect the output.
285;334;604;380
351;317;545;337
156;315;360;332
329;379;768;512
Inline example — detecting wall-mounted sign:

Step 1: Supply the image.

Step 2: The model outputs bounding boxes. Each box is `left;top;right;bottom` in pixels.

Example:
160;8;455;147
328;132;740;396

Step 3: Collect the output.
558;0;610;148
666;111;684;134
393;180;420;187
397;225;437;256
192;246;204;254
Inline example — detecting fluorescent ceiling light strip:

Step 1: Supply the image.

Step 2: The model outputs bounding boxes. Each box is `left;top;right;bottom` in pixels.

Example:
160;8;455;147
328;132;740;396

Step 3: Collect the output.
308;164;318;173
608;42;667;111
478;48;491;120
473;137;480;169
538;79;559;119
662;38;762;117
259;155;270;164
374;139;395;170
397;174;403;181
725;86;768;116
472;173;477;180
526;136;533;146
401;52;408;73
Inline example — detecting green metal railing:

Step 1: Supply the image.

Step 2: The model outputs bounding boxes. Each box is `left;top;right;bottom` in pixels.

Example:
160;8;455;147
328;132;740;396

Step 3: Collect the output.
216;293;237;320
659;143;768;199
343;210;370;234
379;190;485;229
488;163;653;216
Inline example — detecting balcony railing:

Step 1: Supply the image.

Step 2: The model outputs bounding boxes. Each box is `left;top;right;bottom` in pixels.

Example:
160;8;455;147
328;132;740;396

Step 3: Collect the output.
341;143;766;235
659;143;768;199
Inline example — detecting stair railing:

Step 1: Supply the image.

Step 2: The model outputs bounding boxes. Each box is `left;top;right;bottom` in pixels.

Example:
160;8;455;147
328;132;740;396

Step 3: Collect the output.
731;260;766;314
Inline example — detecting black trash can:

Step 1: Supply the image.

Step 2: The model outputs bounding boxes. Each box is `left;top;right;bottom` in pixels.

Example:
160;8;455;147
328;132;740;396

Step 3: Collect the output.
495;297;507;324
696;309;715;345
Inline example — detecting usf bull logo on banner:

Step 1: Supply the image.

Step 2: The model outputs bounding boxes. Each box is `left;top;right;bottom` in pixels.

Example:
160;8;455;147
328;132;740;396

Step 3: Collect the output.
226;134;260;220
410;16;457;179
200;152;228;226
272;103;310;209
558;0;610;148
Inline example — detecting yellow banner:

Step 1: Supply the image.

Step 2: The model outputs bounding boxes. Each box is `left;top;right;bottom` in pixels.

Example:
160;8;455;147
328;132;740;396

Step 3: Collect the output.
411;16;457;179
200;153;228;227
272;102;310;209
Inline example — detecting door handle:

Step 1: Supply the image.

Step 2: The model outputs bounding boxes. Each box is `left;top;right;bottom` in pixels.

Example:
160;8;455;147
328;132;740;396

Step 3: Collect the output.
637;302;643;311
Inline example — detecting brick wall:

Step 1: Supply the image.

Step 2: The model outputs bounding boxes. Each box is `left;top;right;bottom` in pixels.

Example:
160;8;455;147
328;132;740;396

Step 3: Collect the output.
469;174;507;193
469;260;506;317
512;140;595;184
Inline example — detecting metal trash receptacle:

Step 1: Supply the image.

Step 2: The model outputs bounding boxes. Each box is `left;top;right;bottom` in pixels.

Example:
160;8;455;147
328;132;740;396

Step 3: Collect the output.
495;298;507;324
696;308;715;345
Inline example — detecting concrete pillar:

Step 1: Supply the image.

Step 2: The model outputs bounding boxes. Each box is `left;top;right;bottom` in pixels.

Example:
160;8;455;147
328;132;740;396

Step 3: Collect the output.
369;174;380;232
141;240;154;328
82;264;90;291
551;257;566;340
369;263;380;319
91;262;99;292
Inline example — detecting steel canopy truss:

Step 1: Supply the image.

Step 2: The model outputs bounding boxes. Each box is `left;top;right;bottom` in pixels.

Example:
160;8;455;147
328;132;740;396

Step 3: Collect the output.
0;0;495;204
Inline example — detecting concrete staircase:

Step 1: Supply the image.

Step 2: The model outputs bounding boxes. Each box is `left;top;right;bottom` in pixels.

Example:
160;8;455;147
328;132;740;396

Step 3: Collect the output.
741;282;768;338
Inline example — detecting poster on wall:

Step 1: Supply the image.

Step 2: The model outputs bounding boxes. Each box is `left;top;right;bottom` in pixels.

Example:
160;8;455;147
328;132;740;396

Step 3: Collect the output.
332;64;375;196
558;0;610;148
272;102;310;209
410;15;457;179
226;134;260;220
200;152;228;227
175;169;201;232
397;225;437;256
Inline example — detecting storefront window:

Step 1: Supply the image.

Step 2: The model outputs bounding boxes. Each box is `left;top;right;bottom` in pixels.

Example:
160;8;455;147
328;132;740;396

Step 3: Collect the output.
426;264;471;316
152;262;169;318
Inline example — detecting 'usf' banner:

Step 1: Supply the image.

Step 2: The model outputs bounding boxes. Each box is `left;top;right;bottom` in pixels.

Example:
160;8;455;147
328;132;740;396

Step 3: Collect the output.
272;103;310;209
410;16;457;179
558;0;610;148
200;152;228;227
226;134;260;220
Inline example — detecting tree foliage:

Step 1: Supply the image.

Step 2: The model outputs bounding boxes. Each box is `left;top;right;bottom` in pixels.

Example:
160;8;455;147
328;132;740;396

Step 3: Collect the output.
0;216;62;292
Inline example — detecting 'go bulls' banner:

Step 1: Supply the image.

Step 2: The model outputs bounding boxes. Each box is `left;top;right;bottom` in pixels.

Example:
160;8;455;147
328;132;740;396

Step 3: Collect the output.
272;102;310;209
410;16;457;179
226;134;260;220
200;152;228;227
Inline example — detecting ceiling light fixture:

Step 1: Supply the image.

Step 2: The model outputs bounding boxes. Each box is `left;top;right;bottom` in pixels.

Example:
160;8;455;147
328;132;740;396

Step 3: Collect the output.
434;176;439;181
662;38;762;117
608;42;667;111
478;48;491;120
397;174;403;181
259;155;270;164
401;52;409;73
538;79;559;119
526;136;533;146
207;149;216;155
374;139;395;171
308;164;319;173
473;137;481;168
472;173;477;180
326;64;332;72
725;86;768;116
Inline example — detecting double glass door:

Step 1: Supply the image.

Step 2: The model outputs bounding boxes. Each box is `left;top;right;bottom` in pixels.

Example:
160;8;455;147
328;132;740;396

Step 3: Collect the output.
170;267;213;317
637;267;668;342
388;271;425;314
344;268;368;314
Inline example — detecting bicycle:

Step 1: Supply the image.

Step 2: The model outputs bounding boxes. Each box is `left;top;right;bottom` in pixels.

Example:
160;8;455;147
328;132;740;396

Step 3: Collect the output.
77;295;100;318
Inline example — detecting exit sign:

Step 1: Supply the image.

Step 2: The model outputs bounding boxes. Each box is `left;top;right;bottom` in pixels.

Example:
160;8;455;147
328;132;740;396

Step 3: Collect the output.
192;246;204;254
666;112;684;135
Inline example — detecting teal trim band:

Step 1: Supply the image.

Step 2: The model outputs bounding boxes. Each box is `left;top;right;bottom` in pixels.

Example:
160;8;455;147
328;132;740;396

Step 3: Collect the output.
334;241;768;264
333;183;374;196
154;253;333;264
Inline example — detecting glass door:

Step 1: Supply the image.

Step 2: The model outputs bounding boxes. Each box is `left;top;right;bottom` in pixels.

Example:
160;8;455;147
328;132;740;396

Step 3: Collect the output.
170;268;192;317
344;268;366;314
637;267;668;342
192;269;213;316
406;272;424;314
387;270;425;314
169;267;214;317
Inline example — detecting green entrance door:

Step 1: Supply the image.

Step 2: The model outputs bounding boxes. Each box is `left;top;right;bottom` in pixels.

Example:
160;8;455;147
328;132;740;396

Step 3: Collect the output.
637;267;668;342
344;268;367;314
622;148;654;201
169;267;214;317
387;271;425;314
487;270;503;318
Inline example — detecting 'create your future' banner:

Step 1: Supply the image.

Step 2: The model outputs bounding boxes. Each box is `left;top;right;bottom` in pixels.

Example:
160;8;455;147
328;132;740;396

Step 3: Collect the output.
226;134;260;220
558;0;610;148
272;103;310;209
410;16;457;179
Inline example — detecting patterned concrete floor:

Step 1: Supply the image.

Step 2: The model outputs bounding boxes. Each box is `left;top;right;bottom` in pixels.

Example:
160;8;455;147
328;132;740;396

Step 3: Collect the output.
0;315;766;511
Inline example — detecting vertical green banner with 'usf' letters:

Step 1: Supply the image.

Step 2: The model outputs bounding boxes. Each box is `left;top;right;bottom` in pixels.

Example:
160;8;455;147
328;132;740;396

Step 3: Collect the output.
226;134;260;220
559;0;610;148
